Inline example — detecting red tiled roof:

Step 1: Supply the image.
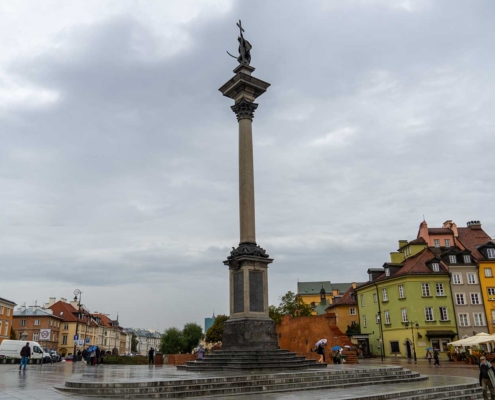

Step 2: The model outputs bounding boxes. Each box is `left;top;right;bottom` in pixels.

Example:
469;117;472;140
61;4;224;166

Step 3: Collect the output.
428;228;453;235
49;301;98;326
457;227;492;260
327;286;357;310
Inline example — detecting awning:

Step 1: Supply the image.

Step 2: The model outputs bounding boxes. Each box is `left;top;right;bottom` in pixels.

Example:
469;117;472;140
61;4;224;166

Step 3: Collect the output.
350;335;371;339
426;330;457;339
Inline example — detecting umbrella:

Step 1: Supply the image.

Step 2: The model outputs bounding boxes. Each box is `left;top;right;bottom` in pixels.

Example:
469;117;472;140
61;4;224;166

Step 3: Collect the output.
87;345;97;352
315;339;327;347
331;345;342;351
426;347;433;351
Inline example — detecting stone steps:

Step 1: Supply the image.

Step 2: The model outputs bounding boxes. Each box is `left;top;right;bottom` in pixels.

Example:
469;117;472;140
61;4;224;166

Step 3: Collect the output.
178;349;327;372
57;366;428;398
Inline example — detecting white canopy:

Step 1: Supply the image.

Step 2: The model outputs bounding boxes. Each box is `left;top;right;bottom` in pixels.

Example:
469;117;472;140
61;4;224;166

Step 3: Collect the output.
448;332;493;347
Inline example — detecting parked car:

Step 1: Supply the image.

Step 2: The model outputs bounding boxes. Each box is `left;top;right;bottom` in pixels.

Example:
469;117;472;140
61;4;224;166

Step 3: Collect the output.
64;355;74;362
50;350;61;362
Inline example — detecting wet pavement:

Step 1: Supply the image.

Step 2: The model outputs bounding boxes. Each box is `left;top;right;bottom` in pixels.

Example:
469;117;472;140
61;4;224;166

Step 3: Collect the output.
0;358;481;399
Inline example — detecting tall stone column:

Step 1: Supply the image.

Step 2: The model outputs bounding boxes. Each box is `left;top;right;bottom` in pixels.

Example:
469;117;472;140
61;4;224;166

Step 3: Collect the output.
219;64;278;351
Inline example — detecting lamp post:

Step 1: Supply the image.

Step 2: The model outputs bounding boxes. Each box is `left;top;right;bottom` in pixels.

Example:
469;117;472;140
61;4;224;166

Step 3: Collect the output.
73;289;82;361
404;321;419;362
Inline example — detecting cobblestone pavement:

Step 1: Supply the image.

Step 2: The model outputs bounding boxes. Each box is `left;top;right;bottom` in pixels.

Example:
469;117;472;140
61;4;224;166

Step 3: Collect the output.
0;358;481;400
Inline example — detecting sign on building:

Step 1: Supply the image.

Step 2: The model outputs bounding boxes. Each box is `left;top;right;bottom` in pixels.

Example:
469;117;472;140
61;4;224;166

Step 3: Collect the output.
39;329;51;341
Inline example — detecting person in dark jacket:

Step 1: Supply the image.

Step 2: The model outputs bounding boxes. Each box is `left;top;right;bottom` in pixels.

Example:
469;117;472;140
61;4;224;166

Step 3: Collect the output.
433;349;440;367
95;347;100;366
148;347;155;365
19;343;31;371
82;349;88;364
479;356;495;400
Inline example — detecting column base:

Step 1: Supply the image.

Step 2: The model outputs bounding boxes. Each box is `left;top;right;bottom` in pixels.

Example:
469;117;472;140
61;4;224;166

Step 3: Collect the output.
222;318;279;351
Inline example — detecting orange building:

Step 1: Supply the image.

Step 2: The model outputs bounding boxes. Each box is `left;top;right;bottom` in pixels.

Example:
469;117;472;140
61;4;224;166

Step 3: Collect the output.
12;306;63;351
0;297;16;344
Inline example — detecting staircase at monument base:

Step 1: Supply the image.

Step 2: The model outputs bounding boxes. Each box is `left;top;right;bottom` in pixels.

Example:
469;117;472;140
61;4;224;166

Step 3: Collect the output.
56;365;483;399
177;350;327;372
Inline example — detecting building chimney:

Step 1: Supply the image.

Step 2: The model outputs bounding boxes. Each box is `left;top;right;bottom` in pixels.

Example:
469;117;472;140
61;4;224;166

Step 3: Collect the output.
60;298;67;303
418;220;429;241
467;220;482;230
398;240;408;249
443;220;458;236
352;282;356;289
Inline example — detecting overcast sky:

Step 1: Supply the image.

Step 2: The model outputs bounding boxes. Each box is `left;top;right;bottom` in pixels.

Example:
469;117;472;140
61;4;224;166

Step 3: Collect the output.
1;0;494;331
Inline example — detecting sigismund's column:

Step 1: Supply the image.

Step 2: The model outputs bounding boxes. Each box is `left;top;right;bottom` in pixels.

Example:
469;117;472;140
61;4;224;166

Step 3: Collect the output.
218;23;278;351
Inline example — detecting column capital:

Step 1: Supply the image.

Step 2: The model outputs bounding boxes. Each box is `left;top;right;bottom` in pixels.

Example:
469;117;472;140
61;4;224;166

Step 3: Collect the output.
231;99;258;121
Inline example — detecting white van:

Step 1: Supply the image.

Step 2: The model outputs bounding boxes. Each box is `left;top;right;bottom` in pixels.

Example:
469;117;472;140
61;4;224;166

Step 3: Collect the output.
0;340;47;359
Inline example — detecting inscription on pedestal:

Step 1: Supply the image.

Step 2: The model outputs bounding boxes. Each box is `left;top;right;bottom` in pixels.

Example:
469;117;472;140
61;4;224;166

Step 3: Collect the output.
233;272;244;313
249;271;264;312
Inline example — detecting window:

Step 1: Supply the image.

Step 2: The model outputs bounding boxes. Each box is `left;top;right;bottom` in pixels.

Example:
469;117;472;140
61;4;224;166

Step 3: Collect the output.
436;283;445;296
434;239;440;248
398;285;405;299
449;255;457;264
453;274;462;285
361;294;365;307
474;313;484;326
363;315;367;328
382;288;388;301
445;239;451;248
422;283;430;297
384;311;391;325
401;308;408;323
439;307;448;321
432;262;440;272
350;308;356;315
456;293;466;305
34;319;40;326
6;308;10;316
471;293;481;305
20;320;26;326
385;268;390;277
485;268;493;277
488;288;495;298
459;314;469;327
63;324;69;330
4;322;8;336
467;273;477;284
0;321;2;334
390;341;400;353
376;314;381;324
0;306;3;314
425;307;434;321
488;248;495;259
33;333;39;341
463;255;471;264
373;293;377;303
62;335;68;345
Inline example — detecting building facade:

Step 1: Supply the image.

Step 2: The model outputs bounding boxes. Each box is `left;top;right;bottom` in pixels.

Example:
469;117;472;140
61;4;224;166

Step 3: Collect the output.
297;281;360;314
12;306;63;351
0;297;16;344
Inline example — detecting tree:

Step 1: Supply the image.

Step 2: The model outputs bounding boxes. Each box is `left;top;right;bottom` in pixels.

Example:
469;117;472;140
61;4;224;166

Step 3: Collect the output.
160;327;183;354
10;328;16;340
181;323;203;353
269;291;313;324
205;315;229;343
131;333;138;353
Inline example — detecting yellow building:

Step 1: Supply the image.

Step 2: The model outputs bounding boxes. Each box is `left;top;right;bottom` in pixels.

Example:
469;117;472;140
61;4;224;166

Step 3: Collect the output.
476;243;495;332
326;284;359;335
297;281;359;315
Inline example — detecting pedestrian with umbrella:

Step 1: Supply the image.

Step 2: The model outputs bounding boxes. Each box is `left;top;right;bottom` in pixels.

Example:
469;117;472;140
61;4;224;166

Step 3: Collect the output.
315;339;327;364
87;345;97;366
426;347;432;364
331;345;342;364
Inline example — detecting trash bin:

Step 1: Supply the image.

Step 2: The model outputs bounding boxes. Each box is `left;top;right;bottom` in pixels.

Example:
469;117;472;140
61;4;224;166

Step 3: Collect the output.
155;352;164;365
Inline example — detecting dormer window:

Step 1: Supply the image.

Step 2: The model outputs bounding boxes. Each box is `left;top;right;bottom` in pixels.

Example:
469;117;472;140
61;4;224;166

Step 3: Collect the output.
449;255;457;264
432;262;440;272
463;255;471;264
488;248;495;259
385;268;390;277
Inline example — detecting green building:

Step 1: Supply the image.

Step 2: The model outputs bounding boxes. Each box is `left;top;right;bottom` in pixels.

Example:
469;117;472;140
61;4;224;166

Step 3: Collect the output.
356;243;457;359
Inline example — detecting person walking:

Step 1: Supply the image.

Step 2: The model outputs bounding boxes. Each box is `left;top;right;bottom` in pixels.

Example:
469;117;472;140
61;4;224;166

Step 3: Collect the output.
82;348;88;365
316;342;326;363
433;349;440;367
479;356;495;400
95;347;100;366
19;342;31;371
426;350;432;364
148;347;155;365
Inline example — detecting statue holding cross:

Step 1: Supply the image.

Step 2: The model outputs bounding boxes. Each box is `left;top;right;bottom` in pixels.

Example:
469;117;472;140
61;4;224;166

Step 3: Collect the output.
227;20;252;66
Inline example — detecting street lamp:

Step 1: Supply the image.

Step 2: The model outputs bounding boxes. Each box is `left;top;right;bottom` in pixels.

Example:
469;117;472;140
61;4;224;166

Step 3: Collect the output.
404;321;419;362
73;289;82;361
